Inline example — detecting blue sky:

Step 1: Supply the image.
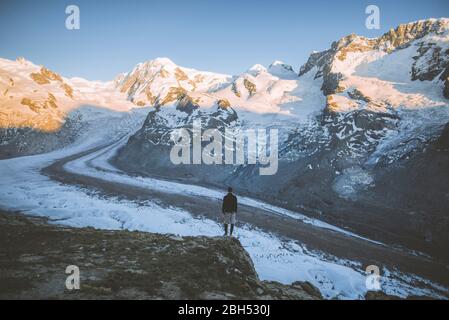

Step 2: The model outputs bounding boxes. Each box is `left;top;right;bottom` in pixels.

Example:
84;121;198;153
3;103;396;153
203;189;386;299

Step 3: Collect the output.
0;0;448;80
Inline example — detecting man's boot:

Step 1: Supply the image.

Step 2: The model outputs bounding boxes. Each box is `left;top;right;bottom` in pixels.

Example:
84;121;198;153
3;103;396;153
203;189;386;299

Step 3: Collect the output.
230;224;234;237
224;224;228;236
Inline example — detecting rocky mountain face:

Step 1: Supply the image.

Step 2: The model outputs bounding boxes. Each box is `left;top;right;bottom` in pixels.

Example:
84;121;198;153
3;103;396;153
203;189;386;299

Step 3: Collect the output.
114;18;449;260
299;19;449;96
0;210;322;300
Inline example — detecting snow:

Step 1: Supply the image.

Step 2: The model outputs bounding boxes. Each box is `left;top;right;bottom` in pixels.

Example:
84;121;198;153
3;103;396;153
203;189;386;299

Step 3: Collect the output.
1;107;446;299
65;135;383;244
114;57;326;129
333;167;374;199
248;64;268;75
322;28;449;167
1;138;368;299
116;57;232;105
330;31;449;114
268;60;297;79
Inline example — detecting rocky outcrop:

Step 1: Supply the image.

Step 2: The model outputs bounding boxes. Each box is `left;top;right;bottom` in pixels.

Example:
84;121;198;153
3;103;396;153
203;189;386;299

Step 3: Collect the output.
217;98;231;110
298;47;344;96
175;93;200;114
243;79;257;97
231;82;241;97
442;66;449;99
365;291;433;300
29;67;74;99
30;67;63;84
444;78;449;99
378;19;448;51
0;210;321;300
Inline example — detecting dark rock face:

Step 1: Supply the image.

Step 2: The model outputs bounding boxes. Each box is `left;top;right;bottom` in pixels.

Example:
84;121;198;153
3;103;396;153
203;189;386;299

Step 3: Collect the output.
0;115;84;159
442;66;449;99
0;210;322;300
114;97;240;184
444;78;449;99
411;44;449;81
176;94;200;114
298;47;344;96
365;291;433;300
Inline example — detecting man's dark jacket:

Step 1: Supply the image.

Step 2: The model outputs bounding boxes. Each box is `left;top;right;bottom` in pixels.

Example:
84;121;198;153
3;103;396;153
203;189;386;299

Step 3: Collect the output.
222;193;237;213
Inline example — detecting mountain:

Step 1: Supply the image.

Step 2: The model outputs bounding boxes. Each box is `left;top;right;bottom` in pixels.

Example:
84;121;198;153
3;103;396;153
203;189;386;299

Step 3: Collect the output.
0;57;135;131
115;57;231;107
113;18;449;259
0;57;136;157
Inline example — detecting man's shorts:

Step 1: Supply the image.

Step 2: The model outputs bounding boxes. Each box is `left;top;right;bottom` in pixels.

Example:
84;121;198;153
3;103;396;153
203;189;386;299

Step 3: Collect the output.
222;212;236;224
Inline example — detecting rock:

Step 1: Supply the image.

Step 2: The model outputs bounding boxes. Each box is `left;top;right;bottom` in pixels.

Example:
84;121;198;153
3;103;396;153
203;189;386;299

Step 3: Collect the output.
243;79;257;96
444;77;449;99
292;281;323;299
365;291;402;300
217;98;231;110
0;210;322;300
365;291;434;300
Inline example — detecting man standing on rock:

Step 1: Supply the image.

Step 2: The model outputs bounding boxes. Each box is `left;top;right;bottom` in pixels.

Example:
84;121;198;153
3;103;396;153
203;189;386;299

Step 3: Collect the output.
221;187;238;237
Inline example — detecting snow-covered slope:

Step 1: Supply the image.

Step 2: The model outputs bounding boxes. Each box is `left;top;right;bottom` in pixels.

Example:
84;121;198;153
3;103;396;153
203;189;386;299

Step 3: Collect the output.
116;57;326;129
115;57;231;106
300;18;449;110
289;18;449;165
0;57;135;132
211;61;325;120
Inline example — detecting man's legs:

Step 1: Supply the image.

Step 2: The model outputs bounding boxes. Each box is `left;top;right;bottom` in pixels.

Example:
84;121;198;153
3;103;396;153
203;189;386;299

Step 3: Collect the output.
229;212;236;236
224;223;228;236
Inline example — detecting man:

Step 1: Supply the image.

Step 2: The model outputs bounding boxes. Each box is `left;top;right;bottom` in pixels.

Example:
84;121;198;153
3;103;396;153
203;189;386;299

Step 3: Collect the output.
221;187;237;236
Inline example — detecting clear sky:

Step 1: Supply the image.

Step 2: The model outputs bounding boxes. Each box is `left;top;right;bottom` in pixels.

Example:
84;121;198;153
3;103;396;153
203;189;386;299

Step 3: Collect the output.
1;0;448;80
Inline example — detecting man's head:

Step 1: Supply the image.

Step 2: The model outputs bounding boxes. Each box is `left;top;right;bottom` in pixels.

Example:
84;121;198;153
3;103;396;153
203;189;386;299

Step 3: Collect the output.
228;187;233;193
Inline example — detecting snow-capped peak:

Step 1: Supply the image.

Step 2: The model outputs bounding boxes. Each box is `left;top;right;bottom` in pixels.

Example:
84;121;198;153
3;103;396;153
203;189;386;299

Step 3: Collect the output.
268;60;296;78
269;60;290;68
151;57;176;65
130;57;178;75
15;56;35;67
115;58;231;107
247;64;267;76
